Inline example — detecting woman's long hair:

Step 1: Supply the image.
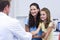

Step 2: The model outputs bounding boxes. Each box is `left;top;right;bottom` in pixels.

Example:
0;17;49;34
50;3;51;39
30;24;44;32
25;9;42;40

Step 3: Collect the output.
28;3;40;28
41;8;51;28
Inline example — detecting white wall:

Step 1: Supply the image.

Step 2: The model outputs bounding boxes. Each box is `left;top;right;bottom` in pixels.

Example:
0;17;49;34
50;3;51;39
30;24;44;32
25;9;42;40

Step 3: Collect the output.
9;0;60;20
9;0;16;17
9;0;60;27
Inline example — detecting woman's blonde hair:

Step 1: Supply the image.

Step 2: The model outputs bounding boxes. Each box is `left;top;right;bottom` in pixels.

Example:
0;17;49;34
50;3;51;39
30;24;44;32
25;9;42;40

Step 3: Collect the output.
41;8;51;28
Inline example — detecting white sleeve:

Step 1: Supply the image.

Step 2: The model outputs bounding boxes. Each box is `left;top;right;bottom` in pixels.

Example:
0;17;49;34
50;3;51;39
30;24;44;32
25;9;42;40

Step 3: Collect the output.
8;21;32;40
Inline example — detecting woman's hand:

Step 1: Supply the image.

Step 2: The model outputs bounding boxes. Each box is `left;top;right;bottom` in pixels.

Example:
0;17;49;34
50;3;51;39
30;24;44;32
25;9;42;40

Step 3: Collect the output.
32;35;42;38
31;31;37;35
42;32;46;38
31;27;40;35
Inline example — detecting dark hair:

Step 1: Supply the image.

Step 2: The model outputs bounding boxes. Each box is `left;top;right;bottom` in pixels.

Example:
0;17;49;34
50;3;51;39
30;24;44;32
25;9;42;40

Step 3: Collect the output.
0;1;10;12
41;8;51;28
28;3;40;28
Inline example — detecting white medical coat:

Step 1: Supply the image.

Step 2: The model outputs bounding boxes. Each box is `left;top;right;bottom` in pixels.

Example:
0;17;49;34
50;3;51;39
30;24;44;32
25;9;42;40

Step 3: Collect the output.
0;12;32;40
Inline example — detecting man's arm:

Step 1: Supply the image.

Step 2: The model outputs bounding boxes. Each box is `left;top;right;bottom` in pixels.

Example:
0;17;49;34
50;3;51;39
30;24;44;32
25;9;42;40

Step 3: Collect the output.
8;21;32;40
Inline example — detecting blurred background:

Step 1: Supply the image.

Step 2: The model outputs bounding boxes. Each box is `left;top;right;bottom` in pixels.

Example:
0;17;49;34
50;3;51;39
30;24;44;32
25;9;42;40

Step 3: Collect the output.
9;0;60;28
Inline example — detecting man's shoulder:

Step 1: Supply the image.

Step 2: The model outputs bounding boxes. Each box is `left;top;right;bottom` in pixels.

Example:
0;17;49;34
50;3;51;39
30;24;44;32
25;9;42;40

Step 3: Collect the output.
7;16;19;23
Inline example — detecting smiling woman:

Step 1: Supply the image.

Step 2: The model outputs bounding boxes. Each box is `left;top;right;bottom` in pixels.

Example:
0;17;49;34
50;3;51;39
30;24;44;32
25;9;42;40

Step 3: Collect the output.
39;8;55;40
25;3;43;40
13;0;60;20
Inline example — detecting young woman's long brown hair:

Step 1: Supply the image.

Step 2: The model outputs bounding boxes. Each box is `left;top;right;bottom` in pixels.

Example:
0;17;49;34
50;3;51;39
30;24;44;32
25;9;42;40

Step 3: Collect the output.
41;8;51;28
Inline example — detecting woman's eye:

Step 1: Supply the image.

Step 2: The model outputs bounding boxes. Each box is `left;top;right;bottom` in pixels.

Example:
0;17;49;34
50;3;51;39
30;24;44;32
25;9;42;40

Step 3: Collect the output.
43;14;45;15
33;9;36;10
30;9;32;11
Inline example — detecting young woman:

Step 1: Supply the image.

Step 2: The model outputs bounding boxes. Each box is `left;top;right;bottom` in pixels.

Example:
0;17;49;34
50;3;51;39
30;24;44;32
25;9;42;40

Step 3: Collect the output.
25;3;42;40
39;8;55;40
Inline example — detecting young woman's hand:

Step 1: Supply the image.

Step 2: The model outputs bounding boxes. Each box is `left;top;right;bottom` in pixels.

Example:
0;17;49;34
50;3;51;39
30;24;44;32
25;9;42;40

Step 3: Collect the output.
31;31;37;35
31;26;41;35
32;35;42;38
42;32;46;38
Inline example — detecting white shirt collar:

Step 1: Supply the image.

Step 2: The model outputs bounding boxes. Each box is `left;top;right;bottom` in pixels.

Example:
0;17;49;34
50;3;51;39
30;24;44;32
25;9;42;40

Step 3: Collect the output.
0;12;7;16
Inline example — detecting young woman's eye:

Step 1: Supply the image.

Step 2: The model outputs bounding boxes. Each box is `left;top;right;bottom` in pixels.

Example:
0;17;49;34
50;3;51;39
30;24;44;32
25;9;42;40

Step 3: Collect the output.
43;14;45;15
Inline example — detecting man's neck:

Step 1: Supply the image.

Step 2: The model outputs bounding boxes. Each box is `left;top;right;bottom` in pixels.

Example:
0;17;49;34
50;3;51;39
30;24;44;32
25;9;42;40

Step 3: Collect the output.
3;11;8;15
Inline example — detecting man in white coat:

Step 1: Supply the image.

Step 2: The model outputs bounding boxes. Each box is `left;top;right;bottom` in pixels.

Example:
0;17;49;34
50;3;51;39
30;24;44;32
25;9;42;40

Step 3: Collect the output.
0;1;40;40
0;1;31;40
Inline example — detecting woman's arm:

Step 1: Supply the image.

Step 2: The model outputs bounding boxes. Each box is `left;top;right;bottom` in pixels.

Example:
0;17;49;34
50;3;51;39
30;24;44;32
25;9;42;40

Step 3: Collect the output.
32;26;41;35
44;27;53;40
32;32;45;38
32;35;42;38
25;24;43;39
25;24;41;35
25;25;41;38
31;23;41;35
44;22;54;40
